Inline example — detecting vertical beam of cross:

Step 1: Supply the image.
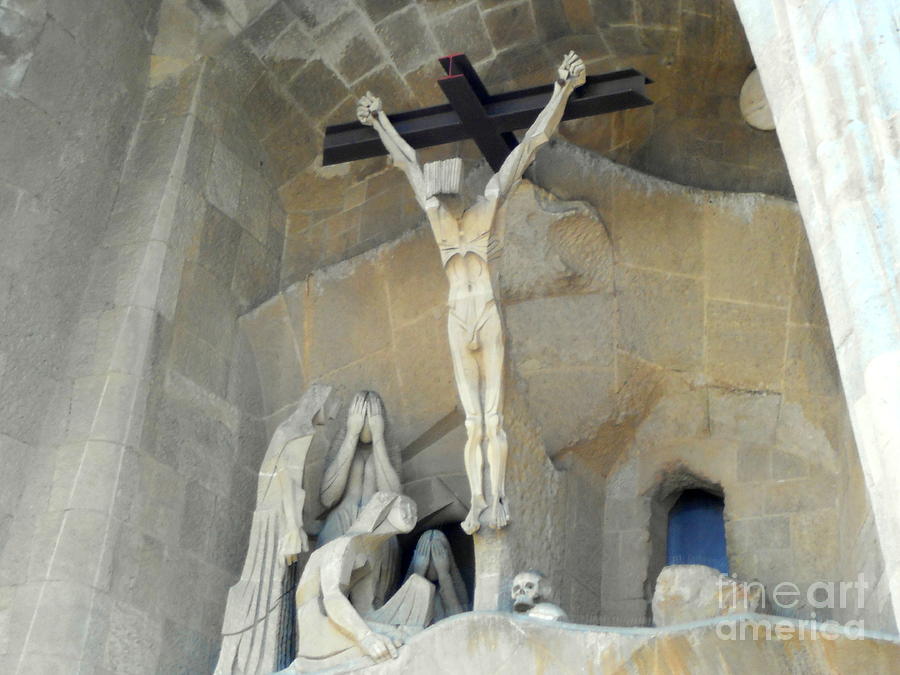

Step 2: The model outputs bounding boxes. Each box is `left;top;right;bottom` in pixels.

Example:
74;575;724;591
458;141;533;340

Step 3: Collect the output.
438;54;518;171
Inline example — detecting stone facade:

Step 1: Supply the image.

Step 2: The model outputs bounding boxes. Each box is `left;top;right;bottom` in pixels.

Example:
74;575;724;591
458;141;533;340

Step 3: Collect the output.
147;0;795;288
0;12;284;669
244;154;888;633
0;0;896;673
0;1;163;672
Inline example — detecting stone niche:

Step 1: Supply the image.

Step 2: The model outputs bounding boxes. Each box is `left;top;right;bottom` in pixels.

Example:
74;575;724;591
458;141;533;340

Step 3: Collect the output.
241;145;884;630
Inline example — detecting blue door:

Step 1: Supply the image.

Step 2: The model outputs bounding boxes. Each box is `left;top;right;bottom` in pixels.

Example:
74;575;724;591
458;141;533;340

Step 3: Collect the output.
666;489;728;573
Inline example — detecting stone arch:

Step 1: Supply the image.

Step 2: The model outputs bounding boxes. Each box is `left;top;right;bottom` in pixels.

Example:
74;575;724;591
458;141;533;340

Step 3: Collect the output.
147;0;795;294
645;465;726;606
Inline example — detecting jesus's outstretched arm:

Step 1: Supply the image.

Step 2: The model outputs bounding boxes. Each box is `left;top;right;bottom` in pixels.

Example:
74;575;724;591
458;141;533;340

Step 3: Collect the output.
484;51;585;201
357;93;430;210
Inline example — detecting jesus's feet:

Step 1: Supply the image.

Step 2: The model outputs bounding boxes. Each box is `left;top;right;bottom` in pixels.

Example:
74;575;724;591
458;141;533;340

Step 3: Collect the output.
485;498;509;530
461;496;488;534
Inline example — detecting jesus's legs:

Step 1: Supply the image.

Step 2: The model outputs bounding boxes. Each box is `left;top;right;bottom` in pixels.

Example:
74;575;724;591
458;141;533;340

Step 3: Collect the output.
480;306;509;529
448;312;487;534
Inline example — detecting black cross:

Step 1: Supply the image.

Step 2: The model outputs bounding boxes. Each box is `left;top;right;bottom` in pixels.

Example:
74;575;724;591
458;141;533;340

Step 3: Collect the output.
323;53;653;172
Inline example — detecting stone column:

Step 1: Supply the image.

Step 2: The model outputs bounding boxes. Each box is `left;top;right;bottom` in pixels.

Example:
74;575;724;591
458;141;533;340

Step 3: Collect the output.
733;0;900;627
470;376;566;612
8;66;205;673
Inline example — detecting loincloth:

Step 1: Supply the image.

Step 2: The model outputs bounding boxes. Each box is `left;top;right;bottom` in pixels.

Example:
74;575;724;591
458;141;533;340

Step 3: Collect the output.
449;299;497;351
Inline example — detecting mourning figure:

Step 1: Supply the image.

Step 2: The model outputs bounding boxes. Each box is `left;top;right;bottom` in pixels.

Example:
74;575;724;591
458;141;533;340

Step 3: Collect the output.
406;529;470;622
317;391;402;608
215;385;334;675
287;493;433;672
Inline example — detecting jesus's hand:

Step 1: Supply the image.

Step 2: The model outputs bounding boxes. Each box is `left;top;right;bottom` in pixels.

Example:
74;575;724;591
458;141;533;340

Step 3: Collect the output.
557;51;585;88
357;92;383;126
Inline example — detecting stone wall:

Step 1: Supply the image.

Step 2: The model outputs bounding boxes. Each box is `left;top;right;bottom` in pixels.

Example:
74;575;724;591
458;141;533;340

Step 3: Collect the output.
0;0;161;671
121;52;284;672
0;17;288;666
204;0;796;289
533;142;891;631
242;146;881;631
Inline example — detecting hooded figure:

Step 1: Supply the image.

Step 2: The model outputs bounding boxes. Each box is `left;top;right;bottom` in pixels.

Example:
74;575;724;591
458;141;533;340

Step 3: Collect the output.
288;492;434;673
216;385;334;675
405;530;469;622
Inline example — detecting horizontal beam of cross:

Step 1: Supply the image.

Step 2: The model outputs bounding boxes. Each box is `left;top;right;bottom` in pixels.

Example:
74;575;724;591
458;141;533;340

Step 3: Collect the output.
322;64;652;167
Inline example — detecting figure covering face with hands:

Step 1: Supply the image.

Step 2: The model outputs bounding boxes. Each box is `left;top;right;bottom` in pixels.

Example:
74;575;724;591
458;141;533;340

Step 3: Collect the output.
317;391;402;608
358;52;586;534
405;529;470;622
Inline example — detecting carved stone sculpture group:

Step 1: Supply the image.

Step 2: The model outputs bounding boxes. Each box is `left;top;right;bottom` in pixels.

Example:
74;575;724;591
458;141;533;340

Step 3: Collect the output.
215;383;570;674
215;387;486;674
217;53;583;675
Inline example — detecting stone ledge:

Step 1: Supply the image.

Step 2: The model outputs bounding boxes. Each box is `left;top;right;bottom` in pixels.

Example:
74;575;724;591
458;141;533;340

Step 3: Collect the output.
302;611;900;674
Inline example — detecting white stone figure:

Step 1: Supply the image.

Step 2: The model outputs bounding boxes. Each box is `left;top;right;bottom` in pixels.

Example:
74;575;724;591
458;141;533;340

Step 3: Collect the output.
405;529;470;622
317;390;402;609
358;51;587;535
215;384;335;675
287;492;434;673
511;571;568;622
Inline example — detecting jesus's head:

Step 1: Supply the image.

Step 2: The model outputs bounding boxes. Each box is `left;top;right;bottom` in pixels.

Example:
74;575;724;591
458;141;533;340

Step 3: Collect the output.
424;157;463;198
424;157;468;217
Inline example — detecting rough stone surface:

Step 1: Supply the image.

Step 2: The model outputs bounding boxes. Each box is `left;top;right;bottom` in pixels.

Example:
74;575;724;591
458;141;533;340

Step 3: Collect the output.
0;0;895;671
0;11;288;667
0;0;162;671
334;612;900;674
244;165;867;636
652;564;763;626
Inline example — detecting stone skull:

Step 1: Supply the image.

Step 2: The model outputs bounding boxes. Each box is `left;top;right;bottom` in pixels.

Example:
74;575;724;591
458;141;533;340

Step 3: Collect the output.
511;571;544;612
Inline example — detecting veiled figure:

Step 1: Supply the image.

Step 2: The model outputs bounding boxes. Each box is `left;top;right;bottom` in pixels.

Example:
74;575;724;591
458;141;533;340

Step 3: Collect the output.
287;492;433;673
316;391;401;608
215;385;333;675
405;530;469;622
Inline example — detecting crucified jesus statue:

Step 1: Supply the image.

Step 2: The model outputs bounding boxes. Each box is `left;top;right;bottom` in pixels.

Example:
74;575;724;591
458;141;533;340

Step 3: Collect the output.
358;52;586;535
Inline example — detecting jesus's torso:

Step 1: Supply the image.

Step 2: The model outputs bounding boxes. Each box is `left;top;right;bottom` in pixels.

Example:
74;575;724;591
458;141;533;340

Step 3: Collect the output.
425;196;499;318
